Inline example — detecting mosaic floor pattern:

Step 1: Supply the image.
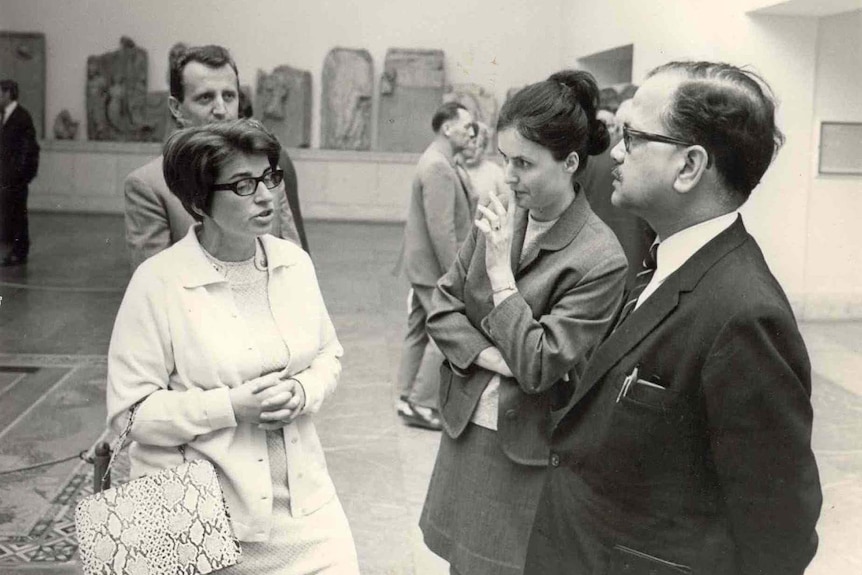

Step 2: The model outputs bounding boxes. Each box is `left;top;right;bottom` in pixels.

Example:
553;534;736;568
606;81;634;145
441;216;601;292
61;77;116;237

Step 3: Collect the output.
0;354;121;568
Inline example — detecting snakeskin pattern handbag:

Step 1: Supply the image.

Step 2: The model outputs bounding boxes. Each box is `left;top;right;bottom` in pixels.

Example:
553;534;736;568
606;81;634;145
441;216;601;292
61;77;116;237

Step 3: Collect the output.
74;405;242;574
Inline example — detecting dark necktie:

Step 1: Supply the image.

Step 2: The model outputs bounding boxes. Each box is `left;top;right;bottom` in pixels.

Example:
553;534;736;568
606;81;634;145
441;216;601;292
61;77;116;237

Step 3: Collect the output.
613;242;659;329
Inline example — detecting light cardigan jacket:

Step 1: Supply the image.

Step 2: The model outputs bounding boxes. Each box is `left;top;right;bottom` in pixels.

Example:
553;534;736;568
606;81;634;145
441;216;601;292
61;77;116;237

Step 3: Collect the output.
106;227;342;542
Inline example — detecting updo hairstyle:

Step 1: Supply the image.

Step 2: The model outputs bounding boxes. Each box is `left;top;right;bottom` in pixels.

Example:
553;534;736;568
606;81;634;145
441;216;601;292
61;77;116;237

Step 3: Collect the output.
497;70;610;174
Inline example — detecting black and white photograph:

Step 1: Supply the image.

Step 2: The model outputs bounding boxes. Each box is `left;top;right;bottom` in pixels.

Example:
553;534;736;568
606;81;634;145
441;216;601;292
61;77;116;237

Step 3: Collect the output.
1;1;860;574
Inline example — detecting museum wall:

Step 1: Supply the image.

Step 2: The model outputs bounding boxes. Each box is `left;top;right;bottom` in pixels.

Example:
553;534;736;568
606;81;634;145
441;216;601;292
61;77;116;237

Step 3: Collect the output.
2;0;566;148
804;10;862;315
560;0;832;315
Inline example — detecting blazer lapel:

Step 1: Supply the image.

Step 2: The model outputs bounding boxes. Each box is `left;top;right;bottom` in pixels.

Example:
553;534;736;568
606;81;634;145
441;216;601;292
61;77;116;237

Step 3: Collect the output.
509;207;528;274
551;216;751;429
517;189;590;274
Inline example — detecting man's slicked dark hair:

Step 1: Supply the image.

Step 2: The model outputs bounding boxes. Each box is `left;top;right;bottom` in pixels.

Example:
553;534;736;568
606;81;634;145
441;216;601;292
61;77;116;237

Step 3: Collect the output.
0;79;19;100
169;45;239;101
648;61;784;201
163;118;281;221
431;102;468;133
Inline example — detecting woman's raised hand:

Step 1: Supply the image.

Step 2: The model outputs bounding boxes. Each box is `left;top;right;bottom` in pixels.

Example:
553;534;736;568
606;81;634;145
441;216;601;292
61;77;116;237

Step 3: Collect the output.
475;190;516;289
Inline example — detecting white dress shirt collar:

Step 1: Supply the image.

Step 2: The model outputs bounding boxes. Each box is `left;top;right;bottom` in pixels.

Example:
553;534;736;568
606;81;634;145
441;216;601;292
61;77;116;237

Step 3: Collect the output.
2;100;17;124
636;211;739;308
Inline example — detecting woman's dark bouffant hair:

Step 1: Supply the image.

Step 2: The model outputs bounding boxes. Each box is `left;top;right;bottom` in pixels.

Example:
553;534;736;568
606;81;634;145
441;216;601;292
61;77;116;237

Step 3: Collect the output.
163;118;282;221
497;70;610;174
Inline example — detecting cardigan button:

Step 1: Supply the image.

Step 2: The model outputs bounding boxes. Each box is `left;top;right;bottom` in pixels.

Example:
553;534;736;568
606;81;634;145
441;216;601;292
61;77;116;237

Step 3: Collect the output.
505;409;517;420
550;453;560;467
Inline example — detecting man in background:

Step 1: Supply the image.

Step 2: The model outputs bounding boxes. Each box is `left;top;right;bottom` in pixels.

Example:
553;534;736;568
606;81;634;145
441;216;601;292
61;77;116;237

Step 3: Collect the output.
0;79;40;267
396;102;475;430
123;45;305;271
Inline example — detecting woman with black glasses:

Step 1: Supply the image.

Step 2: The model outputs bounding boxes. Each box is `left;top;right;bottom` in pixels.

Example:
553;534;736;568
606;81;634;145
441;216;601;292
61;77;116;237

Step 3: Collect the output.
106;119;359;574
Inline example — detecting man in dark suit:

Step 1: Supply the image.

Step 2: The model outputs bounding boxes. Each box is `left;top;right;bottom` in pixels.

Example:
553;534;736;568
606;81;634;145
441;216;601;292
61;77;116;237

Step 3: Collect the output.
395;101;475;430
0;79;40;267
123;45;305;271
524;61;822;575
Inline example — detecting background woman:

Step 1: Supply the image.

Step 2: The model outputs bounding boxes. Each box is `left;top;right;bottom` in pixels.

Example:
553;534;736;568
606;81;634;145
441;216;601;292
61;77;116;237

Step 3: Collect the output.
457;120;511;210
106;119;359;574
419;71;627;575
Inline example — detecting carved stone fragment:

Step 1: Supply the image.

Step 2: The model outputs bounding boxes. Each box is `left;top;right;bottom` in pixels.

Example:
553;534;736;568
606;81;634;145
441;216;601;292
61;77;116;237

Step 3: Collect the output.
377;48;446;153
52;110;80;140
321;48;373;150
86;37;151;141
255;66;312;148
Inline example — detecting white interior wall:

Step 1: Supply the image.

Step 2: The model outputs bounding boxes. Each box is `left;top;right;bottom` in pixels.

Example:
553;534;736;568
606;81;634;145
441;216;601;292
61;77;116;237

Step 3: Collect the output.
2;0;566;148
5;0;862;317
559;0;819;305
805;10;862;314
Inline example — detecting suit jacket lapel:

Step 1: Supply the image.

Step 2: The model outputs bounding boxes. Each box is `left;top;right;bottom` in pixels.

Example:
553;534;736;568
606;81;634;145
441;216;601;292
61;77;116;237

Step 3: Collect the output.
552;216;751;429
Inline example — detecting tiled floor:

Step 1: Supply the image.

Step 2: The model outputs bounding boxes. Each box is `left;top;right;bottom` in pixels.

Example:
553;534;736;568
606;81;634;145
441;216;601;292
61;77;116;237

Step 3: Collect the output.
0;213;860;574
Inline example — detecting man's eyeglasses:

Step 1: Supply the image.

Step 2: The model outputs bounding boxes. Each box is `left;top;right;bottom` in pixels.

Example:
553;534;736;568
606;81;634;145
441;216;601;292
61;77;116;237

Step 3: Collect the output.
212;169;284;197
622;126;711;168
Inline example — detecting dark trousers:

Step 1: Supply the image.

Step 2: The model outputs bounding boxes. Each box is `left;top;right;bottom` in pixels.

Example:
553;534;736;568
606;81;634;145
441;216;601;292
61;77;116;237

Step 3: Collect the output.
2;184;29;258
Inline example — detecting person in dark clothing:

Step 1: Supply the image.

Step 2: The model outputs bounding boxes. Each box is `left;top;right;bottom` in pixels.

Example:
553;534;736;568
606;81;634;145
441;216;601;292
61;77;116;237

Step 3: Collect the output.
0;79;40;267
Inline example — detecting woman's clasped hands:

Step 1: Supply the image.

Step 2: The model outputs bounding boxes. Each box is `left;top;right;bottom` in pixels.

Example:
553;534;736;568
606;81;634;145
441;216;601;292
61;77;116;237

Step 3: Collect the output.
229;369;307;430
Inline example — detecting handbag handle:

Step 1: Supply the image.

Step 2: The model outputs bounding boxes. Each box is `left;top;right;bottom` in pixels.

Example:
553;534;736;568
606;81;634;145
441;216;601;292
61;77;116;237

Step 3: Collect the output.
100;401;186;490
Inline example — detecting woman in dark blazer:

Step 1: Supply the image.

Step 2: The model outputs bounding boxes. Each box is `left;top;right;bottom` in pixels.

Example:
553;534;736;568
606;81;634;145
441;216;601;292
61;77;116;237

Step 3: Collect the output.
419;71;628;575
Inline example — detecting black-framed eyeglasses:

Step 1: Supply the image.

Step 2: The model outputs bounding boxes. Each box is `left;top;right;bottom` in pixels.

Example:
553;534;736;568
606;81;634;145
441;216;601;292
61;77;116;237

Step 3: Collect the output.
622;125;699;152
622;125;711;168
211;169;284;197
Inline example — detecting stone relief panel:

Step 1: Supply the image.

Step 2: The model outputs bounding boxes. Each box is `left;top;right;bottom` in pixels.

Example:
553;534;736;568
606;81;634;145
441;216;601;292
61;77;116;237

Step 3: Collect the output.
321;48;373;150
377;48;446;153
443;83;499;154
255;65;312;148
143;91;171;142
86;37;158;141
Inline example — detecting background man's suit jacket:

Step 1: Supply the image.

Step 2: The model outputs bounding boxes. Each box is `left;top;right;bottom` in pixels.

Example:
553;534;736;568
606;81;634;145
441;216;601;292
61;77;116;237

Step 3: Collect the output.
124;150;302;270
400;146;473;287
0;105;40;191
427;191;626;465
525;218;822;575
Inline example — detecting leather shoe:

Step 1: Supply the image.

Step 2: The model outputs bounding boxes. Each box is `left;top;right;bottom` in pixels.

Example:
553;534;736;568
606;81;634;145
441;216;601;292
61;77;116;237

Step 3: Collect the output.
398;400;443;431
0;254;27;267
